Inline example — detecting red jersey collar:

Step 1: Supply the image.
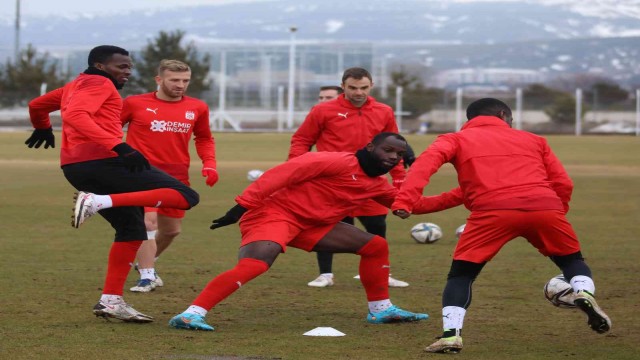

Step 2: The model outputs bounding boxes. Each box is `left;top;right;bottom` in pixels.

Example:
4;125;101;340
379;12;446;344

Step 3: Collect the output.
461;115;509;130
336;94;375;110
152;91;186;104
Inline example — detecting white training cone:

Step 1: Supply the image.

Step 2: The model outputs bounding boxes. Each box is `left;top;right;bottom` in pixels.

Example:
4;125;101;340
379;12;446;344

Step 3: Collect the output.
303;327;346;337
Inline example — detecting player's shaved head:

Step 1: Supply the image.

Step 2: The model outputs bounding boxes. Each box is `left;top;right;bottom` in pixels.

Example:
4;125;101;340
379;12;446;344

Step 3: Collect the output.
88;45;129;67
371;132;406;146
466;98;512;121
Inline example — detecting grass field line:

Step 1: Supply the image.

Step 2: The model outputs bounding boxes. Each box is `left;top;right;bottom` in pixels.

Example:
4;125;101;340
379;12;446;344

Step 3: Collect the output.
2;159;638;176
0;159;282;168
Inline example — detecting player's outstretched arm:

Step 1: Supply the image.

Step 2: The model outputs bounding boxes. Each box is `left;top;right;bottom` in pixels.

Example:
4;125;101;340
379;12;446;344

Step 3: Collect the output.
210;204;247;230
392;209;411;219
393;187;463;219
412;187;464;214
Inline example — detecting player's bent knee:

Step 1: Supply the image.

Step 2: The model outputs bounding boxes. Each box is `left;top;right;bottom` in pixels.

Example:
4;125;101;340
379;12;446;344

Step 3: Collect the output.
550;251;584;267
356;235;388;256
239;241;282;267
161;229;181;240
180;187;200;208
447;259;485;280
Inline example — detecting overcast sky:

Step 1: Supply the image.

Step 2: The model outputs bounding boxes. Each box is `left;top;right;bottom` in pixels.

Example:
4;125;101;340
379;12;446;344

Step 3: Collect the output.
3;0;638;18
1;0;255;17
0;0;524;17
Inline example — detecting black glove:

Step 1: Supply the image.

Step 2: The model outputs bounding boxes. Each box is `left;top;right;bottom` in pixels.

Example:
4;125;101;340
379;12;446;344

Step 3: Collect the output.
112;143;150;172
25;127;55;149
210;204;248;230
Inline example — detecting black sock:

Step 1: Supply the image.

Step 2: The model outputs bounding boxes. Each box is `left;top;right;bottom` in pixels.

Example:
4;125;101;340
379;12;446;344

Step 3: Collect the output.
442;329;461;338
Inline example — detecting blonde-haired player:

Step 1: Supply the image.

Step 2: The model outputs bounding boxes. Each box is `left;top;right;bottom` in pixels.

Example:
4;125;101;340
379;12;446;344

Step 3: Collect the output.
122;59;218;292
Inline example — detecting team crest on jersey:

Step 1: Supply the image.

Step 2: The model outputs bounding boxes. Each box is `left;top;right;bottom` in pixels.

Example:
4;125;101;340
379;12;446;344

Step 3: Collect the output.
185;111;195;120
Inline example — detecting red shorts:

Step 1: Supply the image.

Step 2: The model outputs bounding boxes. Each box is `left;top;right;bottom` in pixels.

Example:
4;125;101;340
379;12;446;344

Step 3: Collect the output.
454;209;580;263
144;207;186;219
239;207;335;252
350;199;388;217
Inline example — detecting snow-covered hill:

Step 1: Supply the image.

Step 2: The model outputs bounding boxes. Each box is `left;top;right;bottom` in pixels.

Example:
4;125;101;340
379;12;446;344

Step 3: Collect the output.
2;0;639;82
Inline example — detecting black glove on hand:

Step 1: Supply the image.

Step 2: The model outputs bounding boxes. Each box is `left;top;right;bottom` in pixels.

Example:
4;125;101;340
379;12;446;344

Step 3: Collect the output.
112;143;150;172
210;204;248;230
25;127;55;149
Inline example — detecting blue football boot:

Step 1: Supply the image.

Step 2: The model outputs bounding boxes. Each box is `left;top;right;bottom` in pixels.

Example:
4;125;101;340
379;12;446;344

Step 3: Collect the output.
169;312;214;331
367;305;429;324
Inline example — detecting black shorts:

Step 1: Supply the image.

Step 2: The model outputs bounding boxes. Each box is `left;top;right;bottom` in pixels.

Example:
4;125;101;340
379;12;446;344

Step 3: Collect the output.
62;157;199;241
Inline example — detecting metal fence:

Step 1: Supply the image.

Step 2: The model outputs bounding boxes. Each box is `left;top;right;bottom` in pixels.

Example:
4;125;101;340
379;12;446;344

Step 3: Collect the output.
207;86;640;136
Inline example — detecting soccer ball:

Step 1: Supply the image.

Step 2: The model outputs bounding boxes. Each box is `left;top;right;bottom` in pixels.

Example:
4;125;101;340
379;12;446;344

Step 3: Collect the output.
410;222;443;244
455;224;466;239
247;169;264;182
543;274;577;308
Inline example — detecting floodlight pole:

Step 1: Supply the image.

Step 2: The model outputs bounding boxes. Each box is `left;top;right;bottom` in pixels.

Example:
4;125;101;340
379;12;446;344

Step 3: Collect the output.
210;50;241;131
14;0;21;60
286;26;297;129
455;87;463;131
395;86;403;132
381;54;393;99
277;85;285;133
636;89;640;136
515;87;523;130
219;51;227;113
575;88;582;136
336;50;344;81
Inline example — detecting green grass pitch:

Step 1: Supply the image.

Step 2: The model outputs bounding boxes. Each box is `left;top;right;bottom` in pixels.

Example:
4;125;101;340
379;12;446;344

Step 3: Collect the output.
0;132;638;359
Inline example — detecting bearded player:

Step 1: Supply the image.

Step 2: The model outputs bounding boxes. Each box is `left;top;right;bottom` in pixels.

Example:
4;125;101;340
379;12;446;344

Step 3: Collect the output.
169;133;462;331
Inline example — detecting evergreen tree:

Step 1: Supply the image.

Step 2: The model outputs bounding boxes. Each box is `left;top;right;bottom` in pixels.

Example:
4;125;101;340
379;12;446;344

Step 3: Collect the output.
129;30;212;97
523;83;566;109
586;82;629;110
544;93;586;126
0;44;67;107
375;66;442;119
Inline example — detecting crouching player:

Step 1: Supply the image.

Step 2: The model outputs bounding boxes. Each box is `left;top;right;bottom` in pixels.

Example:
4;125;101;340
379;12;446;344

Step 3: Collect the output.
169;133;456;331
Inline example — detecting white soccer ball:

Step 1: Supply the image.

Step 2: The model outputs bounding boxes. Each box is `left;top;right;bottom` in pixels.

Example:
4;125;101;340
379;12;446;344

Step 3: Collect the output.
543;274;576;309
455;224;466;239
410;222;443;244
247;169;264;182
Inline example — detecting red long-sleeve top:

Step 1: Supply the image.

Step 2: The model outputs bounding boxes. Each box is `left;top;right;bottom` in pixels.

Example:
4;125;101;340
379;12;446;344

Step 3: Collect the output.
288;94;404;216
121;92;216;182
28;73;124;166
236;152;457;227
392;116;572;214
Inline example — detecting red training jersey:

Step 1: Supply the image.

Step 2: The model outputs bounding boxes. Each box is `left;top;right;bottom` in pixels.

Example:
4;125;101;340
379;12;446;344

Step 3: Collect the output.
288;94;404;216
28;73;125;166
392;116;572;214
121;92;216;182
235;152;453;227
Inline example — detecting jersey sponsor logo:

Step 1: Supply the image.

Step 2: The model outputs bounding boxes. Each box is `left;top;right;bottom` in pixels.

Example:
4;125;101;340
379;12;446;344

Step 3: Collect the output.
185;111;195;120
338;112;348;119
146;108;158;114
149;120;192;133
